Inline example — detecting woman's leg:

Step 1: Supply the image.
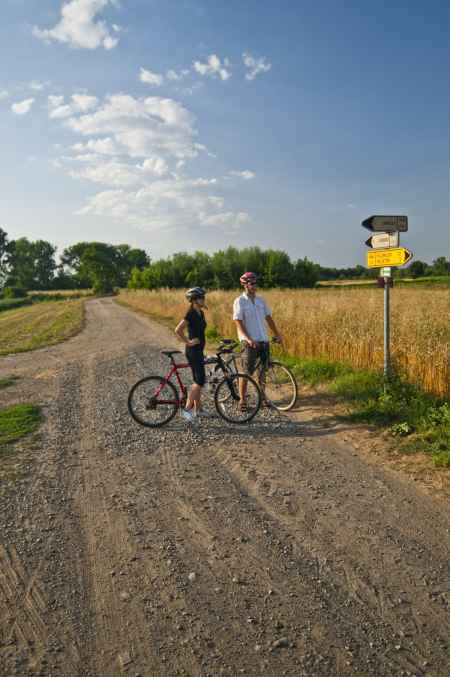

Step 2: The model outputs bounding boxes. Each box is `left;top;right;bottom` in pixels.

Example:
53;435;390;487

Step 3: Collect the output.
185;348;205;412
186;383;202;410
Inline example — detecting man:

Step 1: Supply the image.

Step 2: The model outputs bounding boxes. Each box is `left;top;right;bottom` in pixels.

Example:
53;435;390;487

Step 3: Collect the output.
233;271;283;407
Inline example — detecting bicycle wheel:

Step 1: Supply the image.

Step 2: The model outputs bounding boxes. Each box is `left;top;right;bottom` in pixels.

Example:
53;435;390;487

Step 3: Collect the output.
263;361;297;411
214;373;261;424
128;376;179;427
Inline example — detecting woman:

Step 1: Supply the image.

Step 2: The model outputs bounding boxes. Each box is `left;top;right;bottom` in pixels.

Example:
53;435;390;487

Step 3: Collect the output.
175;286;207;422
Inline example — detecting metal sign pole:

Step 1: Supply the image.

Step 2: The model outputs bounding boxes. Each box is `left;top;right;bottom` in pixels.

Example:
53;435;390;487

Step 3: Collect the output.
363;216;412;383
384;269;391;377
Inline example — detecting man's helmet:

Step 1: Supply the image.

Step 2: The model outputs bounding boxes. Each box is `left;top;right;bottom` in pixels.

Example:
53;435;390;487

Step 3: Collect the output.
185;286;206;301
240;271;257;286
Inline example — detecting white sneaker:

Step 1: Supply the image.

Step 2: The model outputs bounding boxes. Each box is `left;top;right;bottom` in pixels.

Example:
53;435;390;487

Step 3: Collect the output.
181;408;195;423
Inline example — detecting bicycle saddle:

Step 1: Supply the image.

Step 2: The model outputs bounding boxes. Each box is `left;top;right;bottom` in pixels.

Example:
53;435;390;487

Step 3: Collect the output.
161;350;182;356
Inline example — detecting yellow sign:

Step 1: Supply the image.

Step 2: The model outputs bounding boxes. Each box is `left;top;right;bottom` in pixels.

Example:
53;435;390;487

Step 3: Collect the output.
366;247;413;268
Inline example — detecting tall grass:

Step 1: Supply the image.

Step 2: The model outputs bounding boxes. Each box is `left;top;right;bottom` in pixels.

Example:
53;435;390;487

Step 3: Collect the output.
118;287;450;398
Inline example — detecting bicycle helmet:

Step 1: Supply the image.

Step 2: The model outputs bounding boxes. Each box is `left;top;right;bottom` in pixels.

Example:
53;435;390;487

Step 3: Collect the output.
239;271;257;285
185;286;206;301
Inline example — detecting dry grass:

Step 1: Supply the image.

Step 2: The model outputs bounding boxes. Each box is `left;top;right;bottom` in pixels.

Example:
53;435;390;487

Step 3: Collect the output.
118;288;450;398
0;300;85;356
27;289;94;298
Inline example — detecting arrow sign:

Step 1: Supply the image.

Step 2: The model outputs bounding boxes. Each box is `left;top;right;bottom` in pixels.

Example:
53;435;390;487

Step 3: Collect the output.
362;215;408;232
365;232;399;249
367;247;413;268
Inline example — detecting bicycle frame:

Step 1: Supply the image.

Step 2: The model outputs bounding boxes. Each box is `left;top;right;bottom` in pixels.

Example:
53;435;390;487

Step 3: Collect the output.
154;360;190;404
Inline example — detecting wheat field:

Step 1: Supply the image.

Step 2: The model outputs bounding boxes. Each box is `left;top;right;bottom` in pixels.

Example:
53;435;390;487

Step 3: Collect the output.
118;288;450;398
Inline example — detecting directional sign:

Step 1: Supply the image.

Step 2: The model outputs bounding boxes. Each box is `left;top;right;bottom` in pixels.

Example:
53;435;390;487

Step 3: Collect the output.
365;232;399;249
367;247;413;268
362;215;408;232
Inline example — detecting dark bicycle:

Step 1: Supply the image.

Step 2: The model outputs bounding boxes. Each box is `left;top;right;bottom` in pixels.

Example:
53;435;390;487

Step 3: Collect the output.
216;337;298;411
128;346;261;427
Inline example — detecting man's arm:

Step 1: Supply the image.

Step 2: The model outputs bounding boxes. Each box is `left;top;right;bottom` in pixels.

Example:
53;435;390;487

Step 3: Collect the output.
266;315;284;347
233;297;257;348
234;319;257;348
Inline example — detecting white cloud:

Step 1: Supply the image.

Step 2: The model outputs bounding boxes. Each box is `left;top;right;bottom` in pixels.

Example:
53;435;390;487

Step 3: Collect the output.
166;68;190;81
72;137;118;155
29;81;48;91
229;169;255;180
77;178;248;232
48;93;99;118
71;93;98;111
65;94;199;160
12;98;35;115
193;54;231;81
242;52;271;80
0;90;9;101
202;211;250;228
139;68;164;87
33;0;120;50
48;95;65;108
140;157;169;176
48;89;250;234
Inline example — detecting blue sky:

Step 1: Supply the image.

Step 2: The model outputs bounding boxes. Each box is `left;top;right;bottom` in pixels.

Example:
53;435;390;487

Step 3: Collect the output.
1;0;449;267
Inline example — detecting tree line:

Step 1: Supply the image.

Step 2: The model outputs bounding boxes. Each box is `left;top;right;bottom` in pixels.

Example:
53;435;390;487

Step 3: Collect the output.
1;226;448;295
0;227;149;295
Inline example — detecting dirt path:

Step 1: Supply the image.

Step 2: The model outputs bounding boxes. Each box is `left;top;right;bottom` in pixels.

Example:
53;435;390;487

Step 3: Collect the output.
1;298;449;677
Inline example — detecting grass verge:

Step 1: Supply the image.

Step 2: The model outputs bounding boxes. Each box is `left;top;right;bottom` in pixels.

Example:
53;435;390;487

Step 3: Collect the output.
0;376;19;390
281;353;450;467
0;404;42;448
0;299;85;356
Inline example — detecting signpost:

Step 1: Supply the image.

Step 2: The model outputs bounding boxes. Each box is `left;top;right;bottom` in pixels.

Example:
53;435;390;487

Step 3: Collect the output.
365;232;399;249
366;247;413;268
361;215;413;378
362;215;408;232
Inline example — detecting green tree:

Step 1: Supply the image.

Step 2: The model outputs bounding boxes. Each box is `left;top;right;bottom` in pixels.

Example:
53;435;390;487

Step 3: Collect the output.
6;237;56;290
116;244;150;287
211;247;243;289
79;243;120;294
262;249;294;287
431;256;450;276
127;267;144;289
186;251;214;288
60;242;93;287
293;257;319;287
408;260;428;278
0;227;9;288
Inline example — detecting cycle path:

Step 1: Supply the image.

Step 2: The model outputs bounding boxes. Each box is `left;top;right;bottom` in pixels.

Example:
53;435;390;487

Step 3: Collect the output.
0;297;449;677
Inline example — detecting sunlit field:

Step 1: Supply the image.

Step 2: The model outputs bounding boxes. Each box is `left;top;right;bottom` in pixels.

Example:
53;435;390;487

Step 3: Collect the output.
119;288;450;398
0;300;85;355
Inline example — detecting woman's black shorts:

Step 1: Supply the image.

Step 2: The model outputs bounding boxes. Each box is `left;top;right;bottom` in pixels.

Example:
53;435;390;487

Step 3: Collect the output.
185;346;206;386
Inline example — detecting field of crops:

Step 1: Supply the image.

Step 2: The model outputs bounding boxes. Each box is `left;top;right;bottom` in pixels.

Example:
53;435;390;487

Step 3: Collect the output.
119;287;450;398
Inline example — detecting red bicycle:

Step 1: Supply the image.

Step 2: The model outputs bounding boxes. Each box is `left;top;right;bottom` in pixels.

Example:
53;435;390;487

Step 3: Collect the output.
127;347;261;427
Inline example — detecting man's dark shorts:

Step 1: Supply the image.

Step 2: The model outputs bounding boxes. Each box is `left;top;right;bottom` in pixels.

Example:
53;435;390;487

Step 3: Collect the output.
185;346;206;386
240;341;269;375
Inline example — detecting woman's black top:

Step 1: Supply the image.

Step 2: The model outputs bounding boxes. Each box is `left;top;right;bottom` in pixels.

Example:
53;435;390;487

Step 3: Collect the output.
184;308;206;350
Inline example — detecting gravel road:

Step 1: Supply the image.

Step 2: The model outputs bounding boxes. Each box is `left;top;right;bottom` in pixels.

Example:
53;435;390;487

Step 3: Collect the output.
1;297;449;677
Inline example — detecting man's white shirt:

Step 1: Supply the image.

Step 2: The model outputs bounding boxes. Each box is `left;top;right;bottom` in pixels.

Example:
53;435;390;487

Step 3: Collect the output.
232;292;271;342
